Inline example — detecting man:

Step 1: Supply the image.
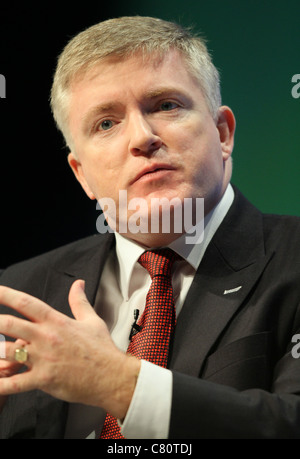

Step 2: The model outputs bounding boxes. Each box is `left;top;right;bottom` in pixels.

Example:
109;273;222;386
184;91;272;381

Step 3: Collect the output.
0;16;300;439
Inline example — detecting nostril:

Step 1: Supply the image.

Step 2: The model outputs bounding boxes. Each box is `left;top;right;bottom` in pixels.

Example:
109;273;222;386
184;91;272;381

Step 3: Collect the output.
129;136;163;156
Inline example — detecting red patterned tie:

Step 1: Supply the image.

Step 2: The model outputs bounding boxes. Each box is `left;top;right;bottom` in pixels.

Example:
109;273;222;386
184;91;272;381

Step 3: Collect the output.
100;248;179;439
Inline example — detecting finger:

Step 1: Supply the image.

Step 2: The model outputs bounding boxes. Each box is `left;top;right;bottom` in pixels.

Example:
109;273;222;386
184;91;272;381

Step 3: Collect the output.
0;370;34;396
0;359;23;378
0;286;55;323
0;315;35;341
1;339;29;363
68;280;97;321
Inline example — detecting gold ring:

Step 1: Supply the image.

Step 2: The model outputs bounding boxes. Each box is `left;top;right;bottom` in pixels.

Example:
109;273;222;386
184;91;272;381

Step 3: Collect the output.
14;348;28;363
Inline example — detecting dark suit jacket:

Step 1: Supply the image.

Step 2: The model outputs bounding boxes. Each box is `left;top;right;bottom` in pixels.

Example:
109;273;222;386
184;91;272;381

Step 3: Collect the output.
1;187;300;438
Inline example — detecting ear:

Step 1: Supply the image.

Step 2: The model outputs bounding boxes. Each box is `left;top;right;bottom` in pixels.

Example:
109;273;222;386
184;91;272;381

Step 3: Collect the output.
216;106;236;161
68;152;96;200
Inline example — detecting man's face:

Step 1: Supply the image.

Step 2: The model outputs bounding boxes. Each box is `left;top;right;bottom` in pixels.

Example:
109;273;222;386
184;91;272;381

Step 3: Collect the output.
67;50;235;246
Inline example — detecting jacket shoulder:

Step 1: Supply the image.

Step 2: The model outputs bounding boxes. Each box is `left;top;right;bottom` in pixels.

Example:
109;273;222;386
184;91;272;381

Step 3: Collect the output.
262;212;300;252
0;233;110;292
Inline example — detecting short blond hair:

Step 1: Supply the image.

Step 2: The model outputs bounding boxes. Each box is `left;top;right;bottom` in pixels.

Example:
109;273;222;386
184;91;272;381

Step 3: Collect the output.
50;16;222;150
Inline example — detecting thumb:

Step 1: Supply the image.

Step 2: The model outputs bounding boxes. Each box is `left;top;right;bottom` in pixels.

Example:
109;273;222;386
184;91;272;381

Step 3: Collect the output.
68;279;96;321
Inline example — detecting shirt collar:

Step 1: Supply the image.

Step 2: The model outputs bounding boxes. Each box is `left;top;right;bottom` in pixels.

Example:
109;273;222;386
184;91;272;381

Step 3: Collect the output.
115;184;234;300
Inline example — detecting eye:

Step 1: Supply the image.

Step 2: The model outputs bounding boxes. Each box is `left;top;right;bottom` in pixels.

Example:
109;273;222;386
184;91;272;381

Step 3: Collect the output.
98;119;115;131
159;101;178;111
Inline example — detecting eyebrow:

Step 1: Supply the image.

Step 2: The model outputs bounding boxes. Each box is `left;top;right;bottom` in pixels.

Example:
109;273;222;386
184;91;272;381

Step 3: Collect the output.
144;86;187;99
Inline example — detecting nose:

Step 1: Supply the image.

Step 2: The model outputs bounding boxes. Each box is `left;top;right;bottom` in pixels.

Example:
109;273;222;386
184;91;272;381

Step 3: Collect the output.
128;113;162;156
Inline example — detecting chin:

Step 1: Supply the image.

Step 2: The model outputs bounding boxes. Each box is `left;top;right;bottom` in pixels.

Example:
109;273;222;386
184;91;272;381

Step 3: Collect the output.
127;231;184;248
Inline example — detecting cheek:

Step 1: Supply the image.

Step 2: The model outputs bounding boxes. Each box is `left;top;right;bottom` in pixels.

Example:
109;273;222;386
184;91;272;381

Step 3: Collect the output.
78;162;110;201
178;130;224;185
79;148;125;197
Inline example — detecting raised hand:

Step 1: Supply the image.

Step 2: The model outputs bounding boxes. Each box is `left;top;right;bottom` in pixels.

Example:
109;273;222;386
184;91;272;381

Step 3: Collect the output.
0;280;140;419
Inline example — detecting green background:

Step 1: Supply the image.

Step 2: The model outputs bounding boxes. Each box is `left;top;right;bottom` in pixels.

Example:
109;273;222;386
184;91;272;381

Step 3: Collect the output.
109;0;300;215
1;0;299;267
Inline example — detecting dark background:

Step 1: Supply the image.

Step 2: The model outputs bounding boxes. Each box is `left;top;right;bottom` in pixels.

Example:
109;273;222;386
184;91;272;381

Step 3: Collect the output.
0;0;299;268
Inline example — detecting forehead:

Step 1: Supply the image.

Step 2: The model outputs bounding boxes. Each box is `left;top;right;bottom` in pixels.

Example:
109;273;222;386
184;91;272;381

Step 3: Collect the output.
70;49;200;96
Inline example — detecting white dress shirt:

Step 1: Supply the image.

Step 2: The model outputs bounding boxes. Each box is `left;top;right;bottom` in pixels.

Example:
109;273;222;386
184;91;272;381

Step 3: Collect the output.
64;185;234;439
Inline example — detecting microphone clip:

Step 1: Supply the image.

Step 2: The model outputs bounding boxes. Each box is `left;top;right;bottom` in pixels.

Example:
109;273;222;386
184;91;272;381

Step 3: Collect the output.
129;309;142;341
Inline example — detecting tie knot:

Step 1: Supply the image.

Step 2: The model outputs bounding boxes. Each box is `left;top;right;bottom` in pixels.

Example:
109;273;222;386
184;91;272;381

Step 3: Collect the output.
138;248;179;279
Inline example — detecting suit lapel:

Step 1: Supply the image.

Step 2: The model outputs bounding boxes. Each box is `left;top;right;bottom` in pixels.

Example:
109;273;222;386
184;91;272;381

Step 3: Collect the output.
40;233;115;315
169;187;273;377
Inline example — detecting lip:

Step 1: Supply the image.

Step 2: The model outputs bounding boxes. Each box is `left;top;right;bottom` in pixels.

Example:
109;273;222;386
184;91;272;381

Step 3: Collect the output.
130;163;176;185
